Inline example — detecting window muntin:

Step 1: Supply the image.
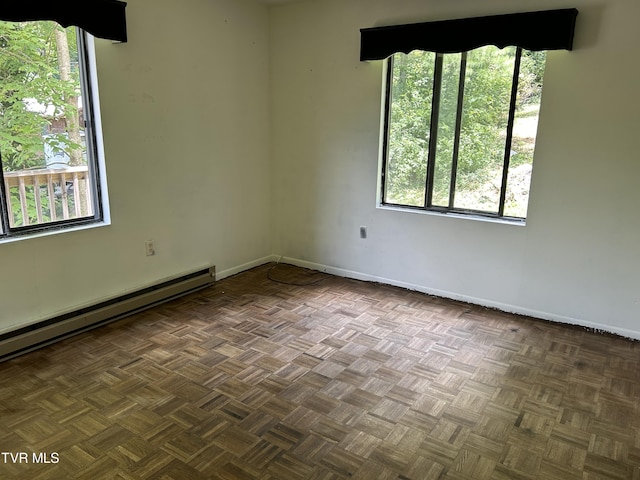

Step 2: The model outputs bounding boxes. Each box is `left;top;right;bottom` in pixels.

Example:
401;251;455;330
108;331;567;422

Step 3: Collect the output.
382;45;545;220
0;21;103;236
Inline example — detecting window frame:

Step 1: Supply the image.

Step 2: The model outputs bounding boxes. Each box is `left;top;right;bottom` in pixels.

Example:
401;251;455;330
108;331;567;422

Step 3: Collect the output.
0;26;108;239
380;46;531;222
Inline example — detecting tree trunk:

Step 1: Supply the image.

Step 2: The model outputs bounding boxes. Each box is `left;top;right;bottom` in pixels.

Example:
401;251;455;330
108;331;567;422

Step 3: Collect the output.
54;27;88;216
54;27;83;167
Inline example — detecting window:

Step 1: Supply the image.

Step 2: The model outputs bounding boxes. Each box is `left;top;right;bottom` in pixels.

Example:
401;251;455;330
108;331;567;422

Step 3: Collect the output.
381;45;546;220
361;9;578;221
0;20;105;236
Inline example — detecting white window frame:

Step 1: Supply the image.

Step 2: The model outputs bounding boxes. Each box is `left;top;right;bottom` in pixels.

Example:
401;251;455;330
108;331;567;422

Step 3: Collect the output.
0;27;109;240
379;46;541;223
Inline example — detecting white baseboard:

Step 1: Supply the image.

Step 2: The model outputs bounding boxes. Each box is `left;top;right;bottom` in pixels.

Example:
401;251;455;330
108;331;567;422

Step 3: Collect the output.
217;255;279;280
279;256;640;341
3;254;636;363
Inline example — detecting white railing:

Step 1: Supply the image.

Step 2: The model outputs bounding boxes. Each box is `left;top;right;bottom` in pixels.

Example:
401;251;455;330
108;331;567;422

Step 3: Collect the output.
3;166;93;227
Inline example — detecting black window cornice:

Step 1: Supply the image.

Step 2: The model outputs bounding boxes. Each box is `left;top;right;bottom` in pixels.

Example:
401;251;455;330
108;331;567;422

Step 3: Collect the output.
360;8;578;61
0;0;127;42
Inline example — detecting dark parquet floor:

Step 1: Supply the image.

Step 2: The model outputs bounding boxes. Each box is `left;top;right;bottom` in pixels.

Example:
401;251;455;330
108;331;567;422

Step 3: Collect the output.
0;263;639;479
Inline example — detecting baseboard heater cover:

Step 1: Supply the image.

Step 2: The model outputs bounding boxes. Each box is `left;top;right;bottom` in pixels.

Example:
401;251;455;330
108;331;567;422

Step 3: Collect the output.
0;265;216;362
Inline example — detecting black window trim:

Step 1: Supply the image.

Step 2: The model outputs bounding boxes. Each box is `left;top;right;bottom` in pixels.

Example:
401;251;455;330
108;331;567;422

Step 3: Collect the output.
368;9;579;222
0;27;105;238
380;46;530;222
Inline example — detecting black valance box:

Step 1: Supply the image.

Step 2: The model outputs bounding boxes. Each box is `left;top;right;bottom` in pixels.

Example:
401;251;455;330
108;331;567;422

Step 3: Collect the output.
0;0;127;42
360;8;578;60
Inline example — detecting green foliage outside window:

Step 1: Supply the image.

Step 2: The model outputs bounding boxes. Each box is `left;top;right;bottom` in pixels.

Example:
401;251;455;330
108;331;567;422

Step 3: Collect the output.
0;21;81;172
0;20;86;227
385;46;545;218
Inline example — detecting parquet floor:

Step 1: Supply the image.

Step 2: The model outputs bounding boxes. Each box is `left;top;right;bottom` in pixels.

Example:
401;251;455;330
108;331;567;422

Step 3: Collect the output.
0;263;639;479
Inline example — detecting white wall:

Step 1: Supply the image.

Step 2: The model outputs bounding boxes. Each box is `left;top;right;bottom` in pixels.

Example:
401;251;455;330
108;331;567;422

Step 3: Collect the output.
3;0;638;340
0;0;272;331
270;0;640;337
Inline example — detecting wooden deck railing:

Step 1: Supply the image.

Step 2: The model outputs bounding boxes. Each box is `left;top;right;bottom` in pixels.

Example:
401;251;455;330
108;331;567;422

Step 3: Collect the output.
3;166;93;227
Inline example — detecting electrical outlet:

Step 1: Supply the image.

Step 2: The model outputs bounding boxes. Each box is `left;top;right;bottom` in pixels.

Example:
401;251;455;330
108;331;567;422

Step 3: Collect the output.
145;240;156;256
359;226;367;239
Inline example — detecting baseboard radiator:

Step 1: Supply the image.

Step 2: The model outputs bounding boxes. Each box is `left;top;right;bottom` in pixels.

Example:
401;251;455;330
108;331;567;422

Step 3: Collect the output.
0;266;216;362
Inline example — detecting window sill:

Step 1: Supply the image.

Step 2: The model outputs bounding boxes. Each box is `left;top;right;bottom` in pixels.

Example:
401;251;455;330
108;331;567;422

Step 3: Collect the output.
377;204;527;226
0;219;111;245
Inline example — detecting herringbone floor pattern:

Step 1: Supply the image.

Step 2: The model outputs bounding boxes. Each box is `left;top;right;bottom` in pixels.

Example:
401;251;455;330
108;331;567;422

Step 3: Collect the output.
0;263;639;479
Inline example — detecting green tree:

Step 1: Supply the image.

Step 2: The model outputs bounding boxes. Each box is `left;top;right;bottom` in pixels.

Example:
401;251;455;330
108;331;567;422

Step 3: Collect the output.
0;20;80;172
386;50;435;206
0;20;84;227
386;46;543;212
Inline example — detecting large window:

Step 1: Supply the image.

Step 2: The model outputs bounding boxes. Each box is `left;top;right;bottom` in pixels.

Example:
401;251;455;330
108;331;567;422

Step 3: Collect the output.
381;45;545;220
0;20;104;236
